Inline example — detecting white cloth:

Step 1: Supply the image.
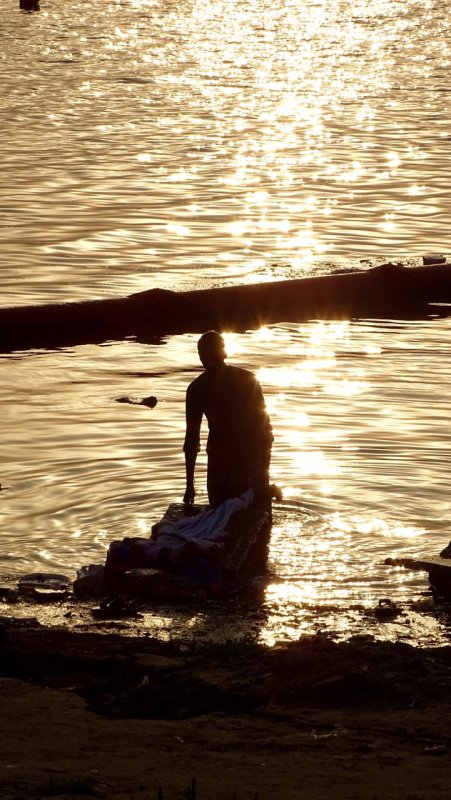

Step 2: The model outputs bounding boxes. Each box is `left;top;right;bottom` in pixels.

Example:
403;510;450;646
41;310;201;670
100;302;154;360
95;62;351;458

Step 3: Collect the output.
153;488;254;549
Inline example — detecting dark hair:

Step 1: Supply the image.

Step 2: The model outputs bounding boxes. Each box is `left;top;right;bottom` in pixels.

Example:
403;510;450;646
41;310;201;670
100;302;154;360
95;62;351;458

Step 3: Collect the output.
197;330;225;353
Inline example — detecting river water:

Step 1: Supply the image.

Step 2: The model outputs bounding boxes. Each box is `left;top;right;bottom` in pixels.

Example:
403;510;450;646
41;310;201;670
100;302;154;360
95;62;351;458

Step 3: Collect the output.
1;0;450;645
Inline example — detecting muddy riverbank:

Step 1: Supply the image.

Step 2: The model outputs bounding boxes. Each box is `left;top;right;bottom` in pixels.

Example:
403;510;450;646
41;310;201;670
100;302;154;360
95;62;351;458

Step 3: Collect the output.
1;613;451;799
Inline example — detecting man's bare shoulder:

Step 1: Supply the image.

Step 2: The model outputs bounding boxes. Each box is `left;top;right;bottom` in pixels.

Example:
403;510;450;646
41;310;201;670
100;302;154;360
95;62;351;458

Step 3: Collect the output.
186;370;207;396
226;364;259;385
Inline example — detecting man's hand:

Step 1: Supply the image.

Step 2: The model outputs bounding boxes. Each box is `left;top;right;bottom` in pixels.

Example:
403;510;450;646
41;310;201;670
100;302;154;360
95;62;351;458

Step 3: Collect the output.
184;448;197;504
183;482;196;504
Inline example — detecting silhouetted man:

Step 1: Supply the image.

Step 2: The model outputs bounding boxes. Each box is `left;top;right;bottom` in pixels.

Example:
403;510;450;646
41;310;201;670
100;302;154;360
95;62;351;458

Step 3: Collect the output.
183;331;273;507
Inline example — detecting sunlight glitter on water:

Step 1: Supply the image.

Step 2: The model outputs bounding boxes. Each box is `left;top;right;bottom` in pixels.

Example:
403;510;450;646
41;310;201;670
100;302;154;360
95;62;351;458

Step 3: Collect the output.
1;0;451;645
2;0;451;303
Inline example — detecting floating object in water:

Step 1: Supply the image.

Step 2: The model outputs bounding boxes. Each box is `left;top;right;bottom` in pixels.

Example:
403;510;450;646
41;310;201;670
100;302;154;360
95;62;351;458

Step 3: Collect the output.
374;598;401;620
115;395;157;408
141;396;158;408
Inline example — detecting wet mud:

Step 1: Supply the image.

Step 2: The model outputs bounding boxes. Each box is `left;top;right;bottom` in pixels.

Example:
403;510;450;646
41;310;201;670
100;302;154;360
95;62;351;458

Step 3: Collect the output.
2;609;451;800
2;621;451;720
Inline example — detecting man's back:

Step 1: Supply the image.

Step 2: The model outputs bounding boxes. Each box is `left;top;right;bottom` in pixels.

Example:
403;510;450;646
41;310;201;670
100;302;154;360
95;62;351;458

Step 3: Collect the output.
185;364;271;459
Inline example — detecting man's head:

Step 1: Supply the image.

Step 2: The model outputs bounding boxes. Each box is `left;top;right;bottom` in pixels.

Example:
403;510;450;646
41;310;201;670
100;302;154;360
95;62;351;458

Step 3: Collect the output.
197;331;227;370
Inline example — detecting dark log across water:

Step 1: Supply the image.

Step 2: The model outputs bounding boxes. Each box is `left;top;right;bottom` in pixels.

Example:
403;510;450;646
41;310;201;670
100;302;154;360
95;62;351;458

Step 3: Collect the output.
1;262;451;353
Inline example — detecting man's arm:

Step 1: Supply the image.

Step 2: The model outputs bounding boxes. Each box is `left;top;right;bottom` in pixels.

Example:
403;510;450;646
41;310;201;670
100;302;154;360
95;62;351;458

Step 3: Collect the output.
251;376;273;461
183;383;202;504
183;445;198;504
247;375;273;500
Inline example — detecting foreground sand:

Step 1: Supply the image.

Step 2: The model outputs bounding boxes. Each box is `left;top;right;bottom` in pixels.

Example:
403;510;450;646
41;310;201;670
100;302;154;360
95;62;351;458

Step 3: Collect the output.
1;618;451;800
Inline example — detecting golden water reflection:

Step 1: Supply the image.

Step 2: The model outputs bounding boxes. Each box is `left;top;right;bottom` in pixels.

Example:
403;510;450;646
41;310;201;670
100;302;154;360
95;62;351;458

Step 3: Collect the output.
2;0;451;650
258;504;440;646
3;0;450;305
